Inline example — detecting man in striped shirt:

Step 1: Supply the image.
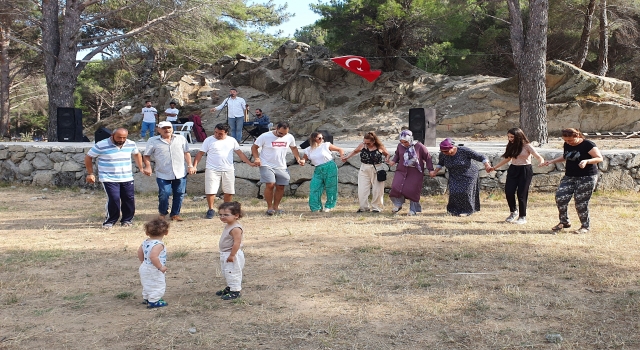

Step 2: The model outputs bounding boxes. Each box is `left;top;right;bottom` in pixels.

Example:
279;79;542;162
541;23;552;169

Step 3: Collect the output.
84;128;146;229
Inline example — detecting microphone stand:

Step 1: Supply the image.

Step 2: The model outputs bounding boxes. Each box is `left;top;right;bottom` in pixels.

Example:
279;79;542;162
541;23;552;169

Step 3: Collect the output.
214;95;232;124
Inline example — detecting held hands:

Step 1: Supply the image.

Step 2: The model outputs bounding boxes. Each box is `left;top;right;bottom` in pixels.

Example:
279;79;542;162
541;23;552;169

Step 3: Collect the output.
253;158;261;167
429;170;437;178
387;160;396;167
484;163;492;173
142;167;152;176
297;158;306;166
540;160;551;167
187;166;197;175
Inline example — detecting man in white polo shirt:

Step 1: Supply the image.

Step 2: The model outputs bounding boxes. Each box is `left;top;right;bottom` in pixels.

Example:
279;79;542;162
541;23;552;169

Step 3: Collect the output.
84;128;146;229
210;88;247;142
142;121;196;221
251;121;304;216
192;123;256;219
140;100;158;141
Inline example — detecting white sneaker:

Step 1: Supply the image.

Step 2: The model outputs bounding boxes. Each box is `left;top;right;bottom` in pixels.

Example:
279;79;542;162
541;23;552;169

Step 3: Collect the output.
322;208;332;212
392;206;401;213
138;138;145;142
512;216;527;225
407;211;416;216
505;211;519;222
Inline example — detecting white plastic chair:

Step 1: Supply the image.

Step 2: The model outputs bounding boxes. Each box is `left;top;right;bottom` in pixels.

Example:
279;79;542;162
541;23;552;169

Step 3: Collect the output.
174;122;194;143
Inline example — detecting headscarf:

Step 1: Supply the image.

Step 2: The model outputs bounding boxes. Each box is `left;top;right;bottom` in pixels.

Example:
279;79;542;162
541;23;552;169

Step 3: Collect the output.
440;138;454;151
399;130;422;172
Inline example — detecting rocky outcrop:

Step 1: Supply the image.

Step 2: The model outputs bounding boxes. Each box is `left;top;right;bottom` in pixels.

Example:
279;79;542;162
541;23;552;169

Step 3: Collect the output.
111;42;640;140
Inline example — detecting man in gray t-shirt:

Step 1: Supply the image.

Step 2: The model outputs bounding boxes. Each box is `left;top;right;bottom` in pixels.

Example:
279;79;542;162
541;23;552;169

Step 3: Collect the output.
143;121;197;221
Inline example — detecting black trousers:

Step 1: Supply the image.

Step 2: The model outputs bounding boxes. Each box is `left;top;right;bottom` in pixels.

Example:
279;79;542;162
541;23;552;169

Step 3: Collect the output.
249;126;269;137
505;164;533;216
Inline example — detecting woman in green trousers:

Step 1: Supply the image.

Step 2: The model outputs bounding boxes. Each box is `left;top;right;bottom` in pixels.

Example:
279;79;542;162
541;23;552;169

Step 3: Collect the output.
302;132;345;212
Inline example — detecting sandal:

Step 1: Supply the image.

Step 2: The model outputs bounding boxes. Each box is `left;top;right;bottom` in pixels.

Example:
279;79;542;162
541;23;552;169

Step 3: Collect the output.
266;209;276;216
551;223;571;232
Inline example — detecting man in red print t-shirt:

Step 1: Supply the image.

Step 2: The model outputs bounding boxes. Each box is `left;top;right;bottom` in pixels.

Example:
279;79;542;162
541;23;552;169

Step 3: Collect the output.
251;121;304;216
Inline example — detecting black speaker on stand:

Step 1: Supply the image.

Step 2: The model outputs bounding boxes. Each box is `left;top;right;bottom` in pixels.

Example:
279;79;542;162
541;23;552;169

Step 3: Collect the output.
95;127;112;143
57;107;83;142
299;130;334;149
408;108;436;147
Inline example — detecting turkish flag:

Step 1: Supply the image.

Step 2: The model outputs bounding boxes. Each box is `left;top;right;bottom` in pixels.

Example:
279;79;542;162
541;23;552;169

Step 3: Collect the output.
331;55;382;82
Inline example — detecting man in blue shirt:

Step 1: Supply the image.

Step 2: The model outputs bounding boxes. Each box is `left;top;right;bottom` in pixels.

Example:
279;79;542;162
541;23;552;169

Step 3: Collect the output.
84;128;146;229
248;108;270;138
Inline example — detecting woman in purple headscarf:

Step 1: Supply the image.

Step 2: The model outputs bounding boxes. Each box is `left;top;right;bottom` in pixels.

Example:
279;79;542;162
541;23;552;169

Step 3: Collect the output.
429;138;492;216
388;130;434;216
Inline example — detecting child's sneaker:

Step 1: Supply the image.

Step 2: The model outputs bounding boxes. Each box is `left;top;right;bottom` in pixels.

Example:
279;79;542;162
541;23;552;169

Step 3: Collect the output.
215;286;230;296
221;291;241;300
147;299;168;309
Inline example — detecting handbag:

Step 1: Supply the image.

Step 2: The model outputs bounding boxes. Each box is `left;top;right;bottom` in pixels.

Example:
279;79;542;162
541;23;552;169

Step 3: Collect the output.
373;163;388;182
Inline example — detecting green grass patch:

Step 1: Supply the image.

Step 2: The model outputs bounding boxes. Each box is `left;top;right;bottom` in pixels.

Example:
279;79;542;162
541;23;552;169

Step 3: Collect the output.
171;250;189;259
115;292;135;300
1;249;68;266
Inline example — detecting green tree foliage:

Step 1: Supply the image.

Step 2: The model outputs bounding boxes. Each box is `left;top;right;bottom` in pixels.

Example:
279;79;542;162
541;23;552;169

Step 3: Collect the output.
75;62;134;123
294;25;327;46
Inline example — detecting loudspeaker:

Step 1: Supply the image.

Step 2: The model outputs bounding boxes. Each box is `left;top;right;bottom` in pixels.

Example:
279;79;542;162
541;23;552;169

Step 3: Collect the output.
94;127;112;143
408;108;436;146
57;107;83;142
299;130;334;149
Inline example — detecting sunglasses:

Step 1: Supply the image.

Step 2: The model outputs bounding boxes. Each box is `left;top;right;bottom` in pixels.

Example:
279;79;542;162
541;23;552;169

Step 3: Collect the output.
316;136;323;140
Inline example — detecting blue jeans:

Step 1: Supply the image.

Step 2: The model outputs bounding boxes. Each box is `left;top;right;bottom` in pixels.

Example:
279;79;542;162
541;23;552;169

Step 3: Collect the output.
141;121;156;139
229;117;243;142
156;177;187;216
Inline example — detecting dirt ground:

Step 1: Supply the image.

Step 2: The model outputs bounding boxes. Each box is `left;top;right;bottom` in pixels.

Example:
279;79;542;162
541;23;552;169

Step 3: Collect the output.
1;186;640;349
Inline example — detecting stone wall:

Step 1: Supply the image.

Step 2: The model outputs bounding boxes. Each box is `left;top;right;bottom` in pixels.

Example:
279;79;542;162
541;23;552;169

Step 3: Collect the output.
2;143;640;195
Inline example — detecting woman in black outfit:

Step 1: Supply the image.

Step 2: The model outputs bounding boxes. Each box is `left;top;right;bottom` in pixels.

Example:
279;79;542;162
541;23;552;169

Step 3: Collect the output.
342;131;390;212
541;128;603;234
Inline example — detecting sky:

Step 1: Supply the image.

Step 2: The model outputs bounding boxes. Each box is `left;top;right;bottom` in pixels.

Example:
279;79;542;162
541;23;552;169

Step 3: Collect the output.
261;0;322;37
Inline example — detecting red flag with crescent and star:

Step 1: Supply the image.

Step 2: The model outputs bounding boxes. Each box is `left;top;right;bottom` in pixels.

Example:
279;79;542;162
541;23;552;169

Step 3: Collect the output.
330;55;381;82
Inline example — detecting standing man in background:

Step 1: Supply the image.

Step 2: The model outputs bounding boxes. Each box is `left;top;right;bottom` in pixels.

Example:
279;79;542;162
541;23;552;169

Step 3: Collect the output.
140;101;158;141
85;128;146;229
210;88;247;142
164;102;179;124
143;121;197;222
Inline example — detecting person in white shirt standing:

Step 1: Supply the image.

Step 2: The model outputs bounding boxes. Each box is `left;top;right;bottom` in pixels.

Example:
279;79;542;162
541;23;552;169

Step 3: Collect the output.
251;121;305;216
164;102;179;123
193;123;257;219
140;101;158;141
210;88;247;142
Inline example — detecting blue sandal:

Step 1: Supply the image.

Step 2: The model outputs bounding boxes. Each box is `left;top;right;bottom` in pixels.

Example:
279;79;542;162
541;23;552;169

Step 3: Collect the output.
147;299;168;309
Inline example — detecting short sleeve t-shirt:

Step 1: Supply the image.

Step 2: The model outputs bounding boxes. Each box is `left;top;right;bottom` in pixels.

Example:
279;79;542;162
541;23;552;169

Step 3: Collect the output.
142;107;158;123
564;139;598;177
200;135;240;171
86;138;140;182
164;108;179;122
254;132;296;169
305;142;333;166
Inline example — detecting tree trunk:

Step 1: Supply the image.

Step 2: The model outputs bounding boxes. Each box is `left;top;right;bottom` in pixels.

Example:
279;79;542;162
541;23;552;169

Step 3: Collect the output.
574;0;597;68
508;0;549;144
42;0;83;141
0;19;10;137
596;0;608;76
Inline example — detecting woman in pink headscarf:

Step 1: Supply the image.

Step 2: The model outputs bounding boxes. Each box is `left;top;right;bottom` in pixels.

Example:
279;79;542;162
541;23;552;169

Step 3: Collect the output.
388;130;434;216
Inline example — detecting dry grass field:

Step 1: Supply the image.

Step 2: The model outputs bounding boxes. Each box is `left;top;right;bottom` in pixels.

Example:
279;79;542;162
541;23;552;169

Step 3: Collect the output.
1;185;640;349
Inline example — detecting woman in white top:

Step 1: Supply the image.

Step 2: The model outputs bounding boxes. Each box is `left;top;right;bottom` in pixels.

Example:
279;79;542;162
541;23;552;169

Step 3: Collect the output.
302;132;345;212
489;128;544;224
